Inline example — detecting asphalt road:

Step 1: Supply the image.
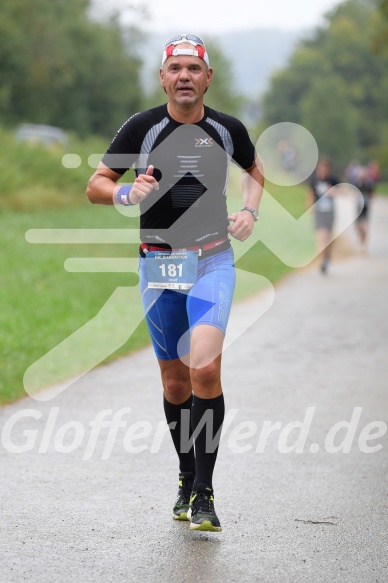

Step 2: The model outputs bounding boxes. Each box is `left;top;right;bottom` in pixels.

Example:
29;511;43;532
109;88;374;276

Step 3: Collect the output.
1;198;387;583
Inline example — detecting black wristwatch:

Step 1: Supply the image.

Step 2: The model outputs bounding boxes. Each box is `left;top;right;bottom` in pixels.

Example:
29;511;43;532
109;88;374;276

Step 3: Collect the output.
241;207;259;221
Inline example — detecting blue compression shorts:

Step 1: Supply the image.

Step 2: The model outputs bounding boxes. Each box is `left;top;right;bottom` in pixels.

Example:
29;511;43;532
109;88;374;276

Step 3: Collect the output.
139;247;236;360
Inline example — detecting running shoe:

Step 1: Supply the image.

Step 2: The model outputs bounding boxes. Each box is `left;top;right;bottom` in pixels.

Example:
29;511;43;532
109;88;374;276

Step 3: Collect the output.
172;472;194;521
187;483;222;532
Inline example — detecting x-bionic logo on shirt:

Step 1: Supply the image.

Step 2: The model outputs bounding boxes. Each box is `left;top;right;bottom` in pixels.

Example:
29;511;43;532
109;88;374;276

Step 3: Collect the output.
195;137;213;147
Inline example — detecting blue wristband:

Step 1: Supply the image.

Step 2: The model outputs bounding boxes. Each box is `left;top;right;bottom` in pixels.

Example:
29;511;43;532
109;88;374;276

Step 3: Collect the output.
115;185;134;206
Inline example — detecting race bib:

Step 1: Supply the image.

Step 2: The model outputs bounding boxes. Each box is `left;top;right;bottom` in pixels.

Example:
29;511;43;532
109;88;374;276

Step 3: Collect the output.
146;250;199;290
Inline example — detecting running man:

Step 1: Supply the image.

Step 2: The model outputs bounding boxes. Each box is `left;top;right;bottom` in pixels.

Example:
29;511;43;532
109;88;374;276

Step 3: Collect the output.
307;157;339;274
87;34;264;532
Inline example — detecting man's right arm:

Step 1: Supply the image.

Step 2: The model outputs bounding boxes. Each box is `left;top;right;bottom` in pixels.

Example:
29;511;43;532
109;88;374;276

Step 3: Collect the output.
86;163;123;205
86;163;159;205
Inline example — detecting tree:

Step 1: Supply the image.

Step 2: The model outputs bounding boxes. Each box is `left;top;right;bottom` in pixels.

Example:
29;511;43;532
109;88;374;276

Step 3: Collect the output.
371;0;388;54
262;47;332;126
261;0;388;168
0;0;144;137
300;75;357;169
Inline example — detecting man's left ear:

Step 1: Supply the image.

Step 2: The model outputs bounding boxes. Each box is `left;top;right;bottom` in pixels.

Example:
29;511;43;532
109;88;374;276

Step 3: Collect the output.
206;67;213;89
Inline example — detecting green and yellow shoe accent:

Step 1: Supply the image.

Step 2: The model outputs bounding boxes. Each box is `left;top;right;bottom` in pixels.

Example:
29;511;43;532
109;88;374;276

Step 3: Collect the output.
188;484;222;532
172;473;194;521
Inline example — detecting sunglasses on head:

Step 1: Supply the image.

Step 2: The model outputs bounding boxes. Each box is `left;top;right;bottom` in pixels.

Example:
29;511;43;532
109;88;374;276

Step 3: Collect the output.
165;34;205;48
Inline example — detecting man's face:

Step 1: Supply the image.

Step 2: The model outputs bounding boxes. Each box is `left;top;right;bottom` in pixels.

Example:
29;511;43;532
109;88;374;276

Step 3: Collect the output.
160;44;213;108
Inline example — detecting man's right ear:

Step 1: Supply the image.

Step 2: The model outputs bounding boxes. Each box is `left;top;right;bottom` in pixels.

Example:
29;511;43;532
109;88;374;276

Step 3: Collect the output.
159;69;168;94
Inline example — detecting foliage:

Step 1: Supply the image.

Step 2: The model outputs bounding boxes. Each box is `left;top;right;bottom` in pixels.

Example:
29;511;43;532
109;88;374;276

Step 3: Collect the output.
261;0;388;171
0;0;244;137
0;0;144;137
300;75;358;169
371;0;388;55
0;127;108;210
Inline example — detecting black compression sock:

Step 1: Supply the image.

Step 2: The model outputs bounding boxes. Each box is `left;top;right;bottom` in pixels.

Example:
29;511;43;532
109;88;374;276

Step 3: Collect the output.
191;393;225;490
163;394;196;475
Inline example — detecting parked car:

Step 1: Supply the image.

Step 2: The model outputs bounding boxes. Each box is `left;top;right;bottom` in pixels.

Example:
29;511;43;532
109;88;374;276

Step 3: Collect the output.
14;123;68;147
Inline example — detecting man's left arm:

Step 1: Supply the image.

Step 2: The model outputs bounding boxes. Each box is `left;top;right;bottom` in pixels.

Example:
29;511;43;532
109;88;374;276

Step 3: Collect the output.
228;156;264;242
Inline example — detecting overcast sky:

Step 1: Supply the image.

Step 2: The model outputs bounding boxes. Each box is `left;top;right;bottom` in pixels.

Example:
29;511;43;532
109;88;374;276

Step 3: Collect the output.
127;0;342;33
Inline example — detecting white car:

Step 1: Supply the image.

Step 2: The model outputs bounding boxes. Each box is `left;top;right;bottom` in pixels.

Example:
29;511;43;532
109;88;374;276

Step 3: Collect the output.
15;123;68;147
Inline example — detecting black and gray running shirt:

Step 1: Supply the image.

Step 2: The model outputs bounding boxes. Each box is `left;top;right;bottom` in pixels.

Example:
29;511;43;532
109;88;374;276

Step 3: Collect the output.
309;175;339;214
102;104;256;248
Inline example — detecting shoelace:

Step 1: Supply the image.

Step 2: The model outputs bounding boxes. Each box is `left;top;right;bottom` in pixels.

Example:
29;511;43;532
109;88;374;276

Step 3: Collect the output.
192;491;214;514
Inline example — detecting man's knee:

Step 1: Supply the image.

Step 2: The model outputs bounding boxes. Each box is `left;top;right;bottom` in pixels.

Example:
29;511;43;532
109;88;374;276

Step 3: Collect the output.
190;360;220;389
160;366;191;403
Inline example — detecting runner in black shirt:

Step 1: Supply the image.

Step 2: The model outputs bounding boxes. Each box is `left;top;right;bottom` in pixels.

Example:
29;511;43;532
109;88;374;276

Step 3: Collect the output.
87;34;264;532
307;158;339;273
101;103;257;249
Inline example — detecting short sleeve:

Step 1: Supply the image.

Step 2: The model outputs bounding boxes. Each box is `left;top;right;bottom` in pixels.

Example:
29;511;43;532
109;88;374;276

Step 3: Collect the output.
229;118;256;170
101;114;141;175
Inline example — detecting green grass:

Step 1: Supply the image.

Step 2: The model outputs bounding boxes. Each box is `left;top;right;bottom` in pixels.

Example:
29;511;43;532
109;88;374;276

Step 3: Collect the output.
0;205;146;402
0;129;312;405
0;130;106;211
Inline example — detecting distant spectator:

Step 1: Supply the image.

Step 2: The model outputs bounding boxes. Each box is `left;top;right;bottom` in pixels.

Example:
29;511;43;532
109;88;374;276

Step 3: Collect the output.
277;139;298;171
345;160;362;184
367;160;380;186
